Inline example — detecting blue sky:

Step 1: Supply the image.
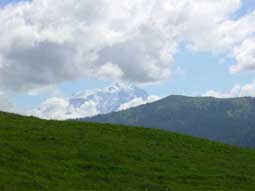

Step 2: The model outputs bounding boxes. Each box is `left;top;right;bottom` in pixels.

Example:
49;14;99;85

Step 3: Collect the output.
1;0;255;114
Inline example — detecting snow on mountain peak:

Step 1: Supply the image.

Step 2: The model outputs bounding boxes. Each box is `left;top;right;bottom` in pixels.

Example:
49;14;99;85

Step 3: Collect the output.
32;83;160;120
69;83;149;113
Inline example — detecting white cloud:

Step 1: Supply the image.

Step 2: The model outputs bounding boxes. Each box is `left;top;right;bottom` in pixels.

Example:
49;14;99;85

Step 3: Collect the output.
33;98;70;120
0;0;254;95
31;97;99;120
97;62;124;79
27;85;62;96
204;80;255;98
0;0;175;92
118;95;160;111
230;38;255;73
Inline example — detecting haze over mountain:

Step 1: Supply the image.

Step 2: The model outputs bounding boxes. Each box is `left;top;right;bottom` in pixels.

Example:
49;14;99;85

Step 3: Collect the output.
33;83;159;120
85;95;255;147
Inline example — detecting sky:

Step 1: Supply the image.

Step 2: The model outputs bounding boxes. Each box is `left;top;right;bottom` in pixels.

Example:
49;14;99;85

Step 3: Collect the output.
0;0;255;118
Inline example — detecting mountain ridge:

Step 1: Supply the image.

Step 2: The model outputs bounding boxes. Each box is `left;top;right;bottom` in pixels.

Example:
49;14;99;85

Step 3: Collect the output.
33;83;159;120
69;83;149;113
85;95;255;147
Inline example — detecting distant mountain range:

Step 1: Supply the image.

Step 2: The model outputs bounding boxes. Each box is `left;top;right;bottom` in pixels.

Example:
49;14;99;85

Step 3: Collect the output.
85;95;255;147
69;83;149;114
34;83;159;119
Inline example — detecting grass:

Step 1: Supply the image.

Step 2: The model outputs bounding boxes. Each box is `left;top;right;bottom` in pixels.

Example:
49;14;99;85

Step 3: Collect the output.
0;112;255;191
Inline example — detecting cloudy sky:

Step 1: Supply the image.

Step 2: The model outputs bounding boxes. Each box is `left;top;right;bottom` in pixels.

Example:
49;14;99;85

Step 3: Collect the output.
0;0;255;117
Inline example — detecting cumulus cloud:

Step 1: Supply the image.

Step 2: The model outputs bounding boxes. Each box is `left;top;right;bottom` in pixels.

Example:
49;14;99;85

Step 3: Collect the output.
204;80;255;98
230;38;255;73
0;0;176;92
118;95;160;111
0;0;254;94
31;97;99;120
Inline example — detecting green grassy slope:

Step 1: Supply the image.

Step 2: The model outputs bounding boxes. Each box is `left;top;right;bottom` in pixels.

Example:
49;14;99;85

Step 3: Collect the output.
0;112;255;191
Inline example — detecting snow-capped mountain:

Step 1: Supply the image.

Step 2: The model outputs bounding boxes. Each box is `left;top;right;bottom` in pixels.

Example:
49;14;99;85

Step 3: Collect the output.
33;83;160;120
69;83;149;114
